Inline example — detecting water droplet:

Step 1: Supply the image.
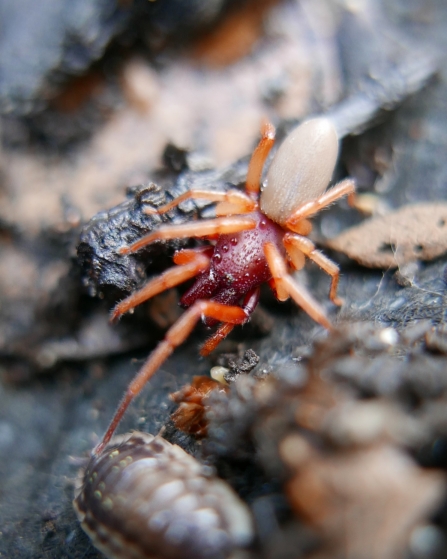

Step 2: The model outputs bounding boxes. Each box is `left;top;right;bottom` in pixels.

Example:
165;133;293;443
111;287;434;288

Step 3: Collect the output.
222;244;229;253
214;253;221;262
260;220;267;228
230;238;238;245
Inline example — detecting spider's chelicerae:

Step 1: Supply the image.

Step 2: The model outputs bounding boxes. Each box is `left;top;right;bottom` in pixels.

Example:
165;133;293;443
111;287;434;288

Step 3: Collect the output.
95;117;355;455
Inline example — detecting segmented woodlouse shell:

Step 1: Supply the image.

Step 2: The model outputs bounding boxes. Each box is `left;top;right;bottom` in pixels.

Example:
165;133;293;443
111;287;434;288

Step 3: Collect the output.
74;432;254;559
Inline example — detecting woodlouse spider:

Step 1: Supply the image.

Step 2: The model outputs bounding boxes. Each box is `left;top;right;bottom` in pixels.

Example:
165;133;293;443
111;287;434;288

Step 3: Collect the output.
95;117;355;455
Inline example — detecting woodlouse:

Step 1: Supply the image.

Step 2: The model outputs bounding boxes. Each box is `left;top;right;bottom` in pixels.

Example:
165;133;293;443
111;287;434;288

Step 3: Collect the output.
74;432;254;559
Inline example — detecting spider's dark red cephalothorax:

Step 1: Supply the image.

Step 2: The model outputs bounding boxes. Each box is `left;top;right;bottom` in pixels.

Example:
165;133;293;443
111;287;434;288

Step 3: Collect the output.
95;118;355;455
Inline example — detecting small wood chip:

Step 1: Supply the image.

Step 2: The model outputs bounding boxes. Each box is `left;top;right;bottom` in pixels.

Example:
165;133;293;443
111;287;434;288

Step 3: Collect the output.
327;203;447;268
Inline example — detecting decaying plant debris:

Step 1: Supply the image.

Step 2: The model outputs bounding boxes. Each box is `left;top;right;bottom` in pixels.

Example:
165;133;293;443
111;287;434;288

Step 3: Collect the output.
328;203;447;268
199;323;447;559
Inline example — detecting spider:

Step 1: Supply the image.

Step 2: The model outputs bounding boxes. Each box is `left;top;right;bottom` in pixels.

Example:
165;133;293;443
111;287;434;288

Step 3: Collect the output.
94;117;355;455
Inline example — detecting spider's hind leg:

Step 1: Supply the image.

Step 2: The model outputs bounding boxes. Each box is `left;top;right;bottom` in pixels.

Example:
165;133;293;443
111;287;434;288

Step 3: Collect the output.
245;121;276;198
95;300;249;455
145;189;257;217
286;178;356;230
200;286;261;356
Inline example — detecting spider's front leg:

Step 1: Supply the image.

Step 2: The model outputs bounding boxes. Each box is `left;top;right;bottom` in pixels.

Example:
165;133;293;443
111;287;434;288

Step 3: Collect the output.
95;300;249;456
111;248;212;322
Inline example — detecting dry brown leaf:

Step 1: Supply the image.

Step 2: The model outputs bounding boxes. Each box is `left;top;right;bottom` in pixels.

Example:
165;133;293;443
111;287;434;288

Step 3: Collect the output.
285;443;445;559
327;202;447;268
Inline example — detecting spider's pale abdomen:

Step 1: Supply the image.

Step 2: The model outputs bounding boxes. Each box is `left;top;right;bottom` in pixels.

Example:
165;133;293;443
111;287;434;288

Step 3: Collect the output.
260;118;338;226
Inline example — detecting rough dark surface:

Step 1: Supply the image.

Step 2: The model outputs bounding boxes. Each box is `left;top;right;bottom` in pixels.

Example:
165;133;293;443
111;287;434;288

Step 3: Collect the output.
202;324;447;559
0;0;230;116
2;0;447;558
77;164;249;296
0;0;129;115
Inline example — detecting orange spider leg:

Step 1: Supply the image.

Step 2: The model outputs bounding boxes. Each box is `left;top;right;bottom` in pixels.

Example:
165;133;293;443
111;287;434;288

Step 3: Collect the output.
200;286;261;356
94;300;248;455
267;275;289;302
285;246;305;271
110;250;211;322
283;233;342;306
264;242;332;330
289;218;313;236
145;189;257;217
172;246;214;264
200;323;235;357
245;121;276;198
119;216;257;255
286;178;356;231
